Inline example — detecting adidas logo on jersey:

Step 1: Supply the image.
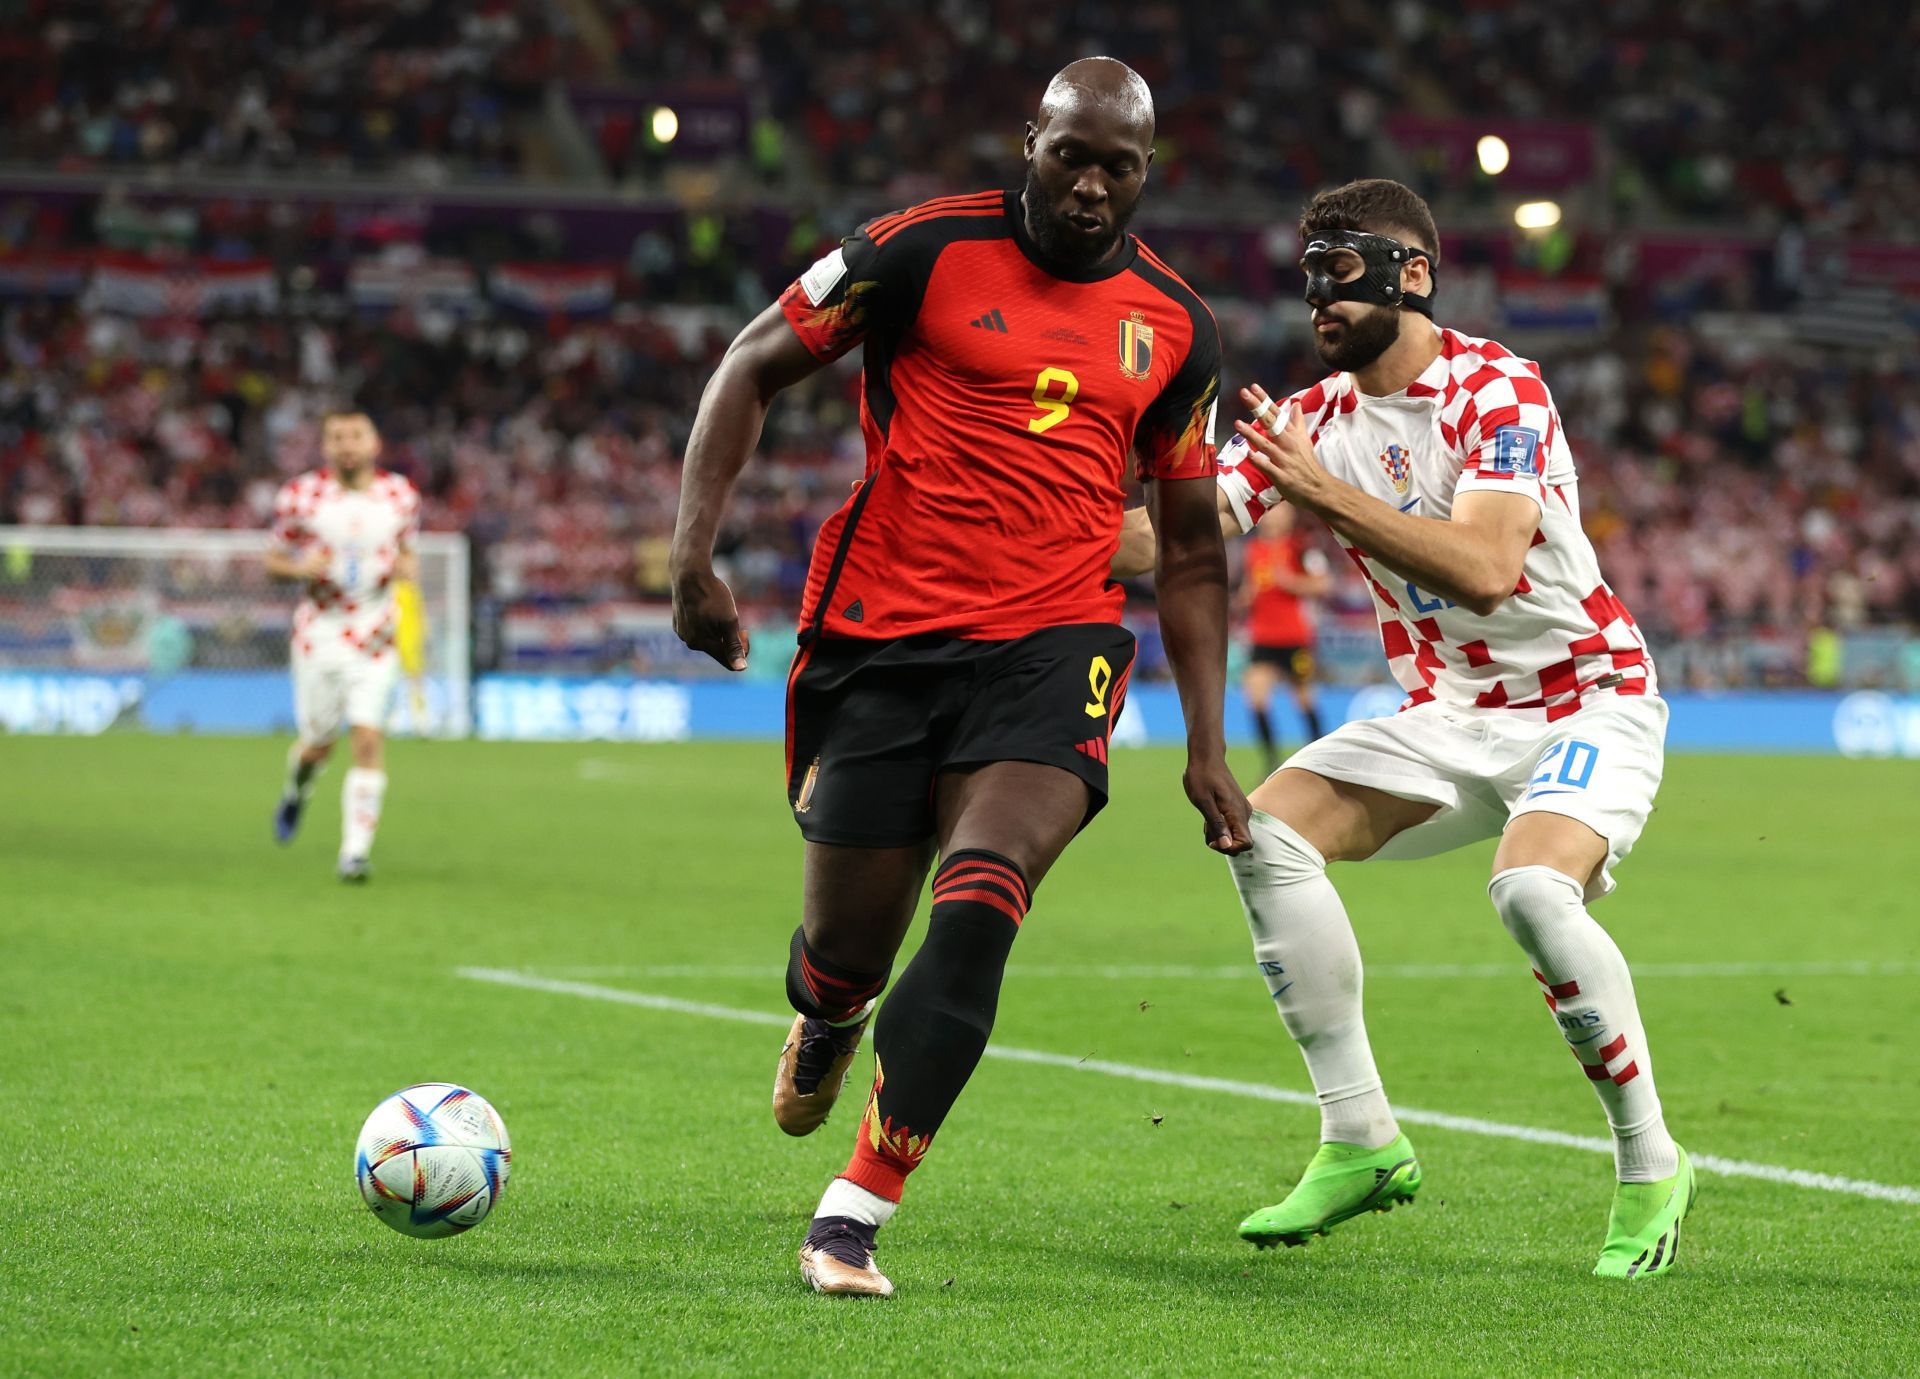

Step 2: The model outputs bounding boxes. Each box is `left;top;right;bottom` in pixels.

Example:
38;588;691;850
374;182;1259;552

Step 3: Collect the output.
841;599;864;623
968;309;1009;333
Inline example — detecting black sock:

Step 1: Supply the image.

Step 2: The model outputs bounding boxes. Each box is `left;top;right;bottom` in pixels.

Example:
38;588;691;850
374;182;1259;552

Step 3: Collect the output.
786;926;890;1025
1251;705;1277;770
841;848;1029;1198
1302;702;1324;741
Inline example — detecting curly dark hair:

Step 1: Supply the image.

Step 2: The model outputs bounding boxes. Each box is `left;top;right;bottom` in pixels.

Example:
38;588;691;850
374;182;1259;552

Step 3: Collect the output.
1299;179;1441;266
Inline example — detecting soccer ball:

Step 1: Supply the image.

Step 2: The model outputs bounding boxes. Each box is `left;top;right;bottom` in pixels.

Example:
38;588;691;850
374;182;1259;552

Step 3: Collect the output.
354;1083;511;1238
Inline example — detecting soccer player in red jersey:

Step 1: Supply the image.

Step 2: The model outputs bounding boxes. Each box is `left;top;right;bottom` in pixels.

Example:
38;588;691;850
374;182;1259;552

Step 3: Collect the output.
671;58;1250;1296
1239;501;1331;773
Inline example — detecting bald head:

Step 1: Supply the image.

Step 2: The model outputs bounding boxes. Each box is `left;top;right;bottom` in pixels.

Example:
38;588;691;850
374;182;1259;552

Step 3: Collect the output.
1037;57;1155;143
1020;57;1155;271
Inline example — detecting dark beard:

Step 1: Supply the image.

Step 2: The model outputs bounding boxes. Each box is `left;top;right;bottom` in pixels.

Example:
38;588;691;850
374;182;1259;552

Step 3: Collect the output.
1313;304;1403;373
1021;164;1137;271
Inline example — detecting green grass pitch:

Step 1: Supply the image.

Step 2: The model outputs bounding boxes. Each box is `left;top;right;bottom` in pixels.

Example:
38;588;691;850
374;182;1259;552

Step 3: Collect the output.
4;735;1918;1377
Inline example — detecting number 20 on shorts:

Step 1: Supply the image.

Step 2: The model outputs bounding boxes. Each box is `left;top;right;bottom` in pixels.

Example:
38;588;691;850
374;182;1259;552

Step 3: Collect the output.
1526;739;1598;798
1029;367;1079;434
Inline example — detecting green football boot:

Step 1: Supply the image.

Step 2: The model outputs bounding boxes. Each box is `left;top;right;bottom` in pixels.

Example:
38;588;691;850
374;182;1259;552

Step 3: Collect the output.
1594;1144;1696;1280
1238;1133;1422;1249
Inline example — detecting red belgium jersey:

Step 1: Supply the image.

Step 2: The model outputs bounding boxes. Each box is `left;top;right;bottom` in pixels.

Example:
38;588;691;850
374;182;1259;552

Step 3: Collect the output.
778;189;1221;641
1245;532;1324;647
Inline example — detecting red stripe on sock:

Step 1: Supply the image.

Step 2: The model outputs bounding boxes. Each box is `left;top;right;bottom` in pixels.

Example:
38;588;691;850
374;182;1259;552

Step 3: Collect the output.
931;886;1026;925
800;953;878;996
1599;1032;1628;1062
938;857;1028;898
1610;1061;1640;1086
933;869;1028;907
1574;1049;1610;1080
1549;978;1581;999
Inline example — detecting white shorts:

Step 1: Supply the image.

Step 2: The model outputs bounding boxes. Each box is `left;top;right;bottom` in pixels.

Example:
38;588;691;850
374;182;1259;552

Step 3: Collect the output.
1279;693;1668;900
292;642;399;747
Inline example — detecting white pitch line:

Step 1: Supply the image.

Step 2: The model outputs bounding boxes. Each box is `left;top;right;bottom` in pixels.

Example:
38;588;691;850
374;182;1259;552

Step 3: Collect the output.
456;966;1920;1207
531;960;1920;982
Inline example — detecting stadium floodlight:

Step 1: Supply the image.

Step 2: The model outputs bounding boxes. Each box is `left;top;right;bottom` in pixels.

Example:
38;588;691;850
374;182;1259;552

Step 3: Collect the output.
650;106;680;144
1514;200;1562;230
1476;135;1511;176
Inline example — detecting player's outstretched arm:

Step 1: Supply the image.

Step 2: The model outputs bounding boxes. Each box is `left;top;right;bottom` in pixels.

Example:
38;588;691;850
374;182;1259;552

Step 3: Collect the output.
1109;488;1242;579
1150;474;1252;854
1234;385;1536;616
671;304;827;671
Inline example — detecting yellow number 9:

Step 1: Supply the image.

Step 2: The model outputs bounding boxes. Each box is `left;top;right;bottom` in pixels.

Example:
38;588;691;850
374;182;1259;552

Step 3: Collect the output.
1029;367;1080;435
1084;655;1112;718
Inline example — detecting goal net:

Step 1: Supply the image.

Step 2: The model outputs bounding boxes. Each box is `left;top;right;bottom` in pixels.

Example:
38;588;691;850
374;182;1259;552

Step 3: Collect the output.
0;527;471;737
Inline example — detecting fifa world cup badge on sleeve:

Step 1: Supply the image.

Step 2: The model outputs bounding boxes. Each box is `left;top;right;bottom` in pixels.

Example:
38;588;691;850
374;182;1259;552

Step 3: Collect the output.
1491;426;1541;477
800;247;848;305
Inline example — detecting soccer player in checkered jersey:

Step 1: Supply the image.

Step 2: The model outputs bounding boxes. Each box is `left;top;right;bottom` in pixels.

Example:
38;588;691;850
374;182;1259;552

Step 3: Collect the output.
265;409;423;882
1118;179;1692;1278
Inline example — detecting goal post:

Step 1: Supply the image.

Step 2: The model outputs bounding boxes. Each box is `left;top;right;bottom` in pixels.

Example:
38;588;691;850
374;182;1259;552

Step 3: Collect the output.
0;526;471;737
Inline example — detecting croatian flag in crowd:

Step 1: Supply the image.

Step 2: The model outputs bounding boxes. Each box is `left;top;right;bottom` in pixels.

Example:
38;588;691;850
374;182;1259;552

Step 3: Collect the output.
490;263;617;317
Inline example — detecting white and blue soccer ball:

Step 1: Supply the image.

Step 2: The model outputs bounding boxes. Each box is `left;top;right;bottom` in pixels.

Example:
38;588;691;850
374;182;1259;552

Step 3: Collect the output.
354;1083;511;1238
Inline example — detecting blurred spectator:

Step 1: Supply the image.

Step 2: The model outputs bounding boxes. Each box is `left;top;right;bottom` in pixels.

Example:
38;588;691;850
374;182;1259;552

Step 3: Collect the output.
1;0;590;181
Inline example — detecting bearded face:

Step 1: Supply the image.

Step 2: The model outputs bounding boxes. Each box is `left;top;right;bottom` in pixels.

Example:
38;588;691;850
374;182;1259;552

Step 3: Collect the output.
1309;300;1405;373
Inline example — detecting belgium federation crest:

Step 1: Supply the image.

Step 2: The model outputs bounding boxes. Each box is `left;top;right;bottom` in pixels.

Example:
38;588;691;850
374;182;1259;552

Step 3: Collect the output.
1118;310;1153;380
1377;443;1413;496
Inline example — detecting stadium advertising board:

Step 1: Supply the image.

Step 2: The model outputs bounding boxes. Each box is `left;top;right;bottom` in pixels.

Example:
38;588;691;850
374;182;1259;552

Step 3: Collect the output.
8;671;1917;757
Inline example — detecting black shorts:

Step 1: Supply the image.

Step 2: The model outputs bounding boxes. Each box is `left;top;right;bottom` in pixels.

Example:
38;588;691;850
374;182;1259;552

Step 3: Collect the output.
1249;642;1315;682
785;623;1137;847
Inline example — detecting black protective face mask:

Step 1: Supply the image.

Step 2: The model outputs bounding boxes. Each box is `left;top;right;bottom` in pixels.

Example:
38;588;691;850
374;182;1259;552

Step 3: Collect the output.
1301;230;1434;318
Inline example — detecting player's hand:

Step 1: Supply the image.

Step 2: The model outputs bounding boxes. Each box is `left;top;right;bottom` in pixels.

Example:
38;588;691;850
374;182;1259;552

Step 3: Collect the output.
296;549;331;581
672;565;751;672
1184;756;1253;854
1234;385;1332;511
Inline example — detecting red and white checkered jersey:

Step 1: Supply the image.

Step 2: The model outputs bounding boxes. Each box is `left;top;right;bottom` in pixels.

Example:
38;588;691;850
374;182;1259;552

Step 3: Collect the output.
1218;327;1656;721
270;469;420;659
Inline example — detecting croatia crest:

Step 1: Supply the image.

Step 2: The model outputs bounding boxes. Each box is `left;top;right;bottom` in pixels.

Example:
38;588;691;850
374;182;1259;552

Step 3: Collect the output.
1118;311;1153;380
1377;443;1413;496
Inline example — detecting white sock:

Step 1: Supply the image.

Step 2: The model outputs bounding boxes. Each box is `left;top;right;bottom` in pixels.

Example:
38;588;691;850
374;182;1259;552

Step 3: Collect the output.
1490;865;1678;1182
1229;812;1399;1150
815;1176;897;1228
827;1000;872;1030
341;768;388;861
285;744;322;801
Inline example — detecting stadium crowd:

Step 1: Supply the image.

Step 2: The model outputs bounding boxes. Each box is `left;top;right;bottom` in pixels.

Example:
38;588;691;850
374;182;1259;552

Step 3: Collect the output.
1;286;1914;685
0;0;588;180
594;0;1917;238
2;2;1911;238
1;1;1915;686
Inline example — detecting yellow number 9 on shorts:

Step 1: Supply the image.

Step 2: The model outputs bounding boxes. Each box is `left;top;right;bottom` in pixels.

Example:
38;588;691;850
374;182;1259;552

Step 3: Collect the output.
1084;655;1112;718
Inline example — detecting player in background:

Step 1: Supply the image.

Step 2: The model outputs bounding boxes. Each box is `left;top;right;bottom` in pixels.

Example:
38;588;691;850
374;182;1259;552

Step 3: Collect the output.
1239;500;1330;773
1115;179;1691;1279
264;410;422;882
672;58;1248;1297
